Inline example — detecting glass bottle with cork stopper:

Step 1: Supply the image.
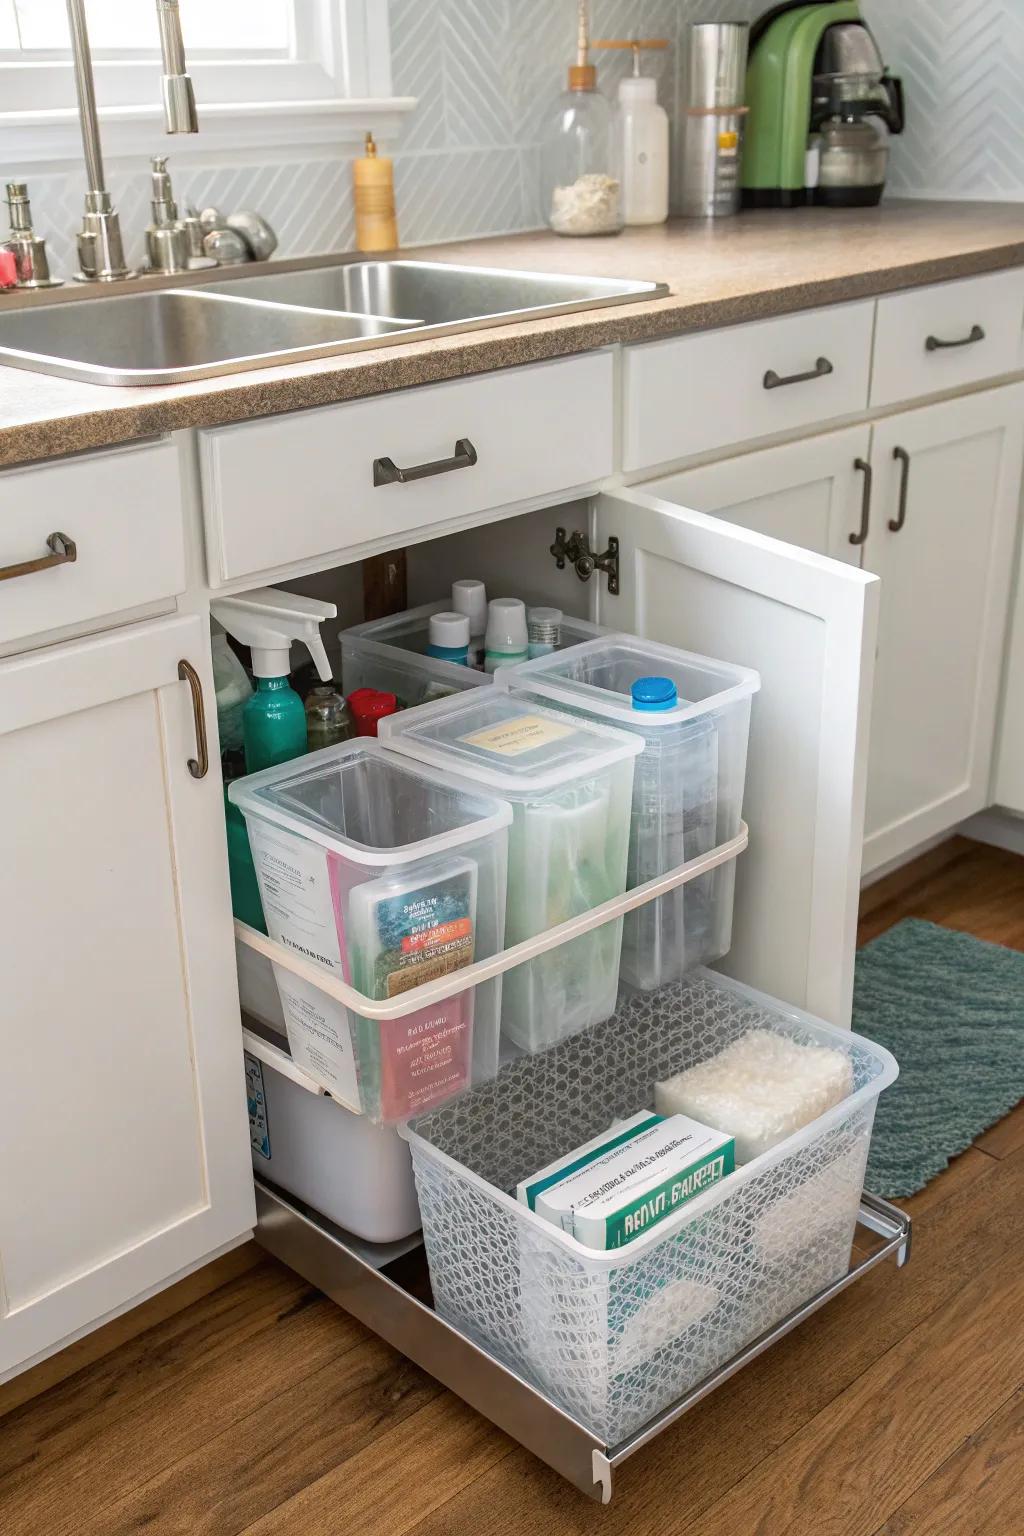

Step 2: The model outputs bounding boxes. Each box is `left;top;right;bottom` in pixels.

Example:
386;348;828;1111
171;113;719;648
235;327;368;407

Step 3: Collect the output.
353;131;398;253
540;0;623;237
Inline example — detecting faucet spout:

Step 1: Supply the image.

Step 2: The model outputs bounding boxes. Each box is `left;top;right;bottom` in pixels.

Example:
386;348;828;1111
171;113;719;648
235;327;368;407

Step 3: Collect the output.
65;0;199;280
157;0;199;134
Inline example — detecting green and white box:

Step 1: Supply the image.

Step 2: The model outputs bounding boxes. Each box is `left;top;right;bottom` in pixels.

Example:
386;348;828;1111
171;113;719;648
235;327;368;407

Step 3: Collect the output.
523;1112;735;1251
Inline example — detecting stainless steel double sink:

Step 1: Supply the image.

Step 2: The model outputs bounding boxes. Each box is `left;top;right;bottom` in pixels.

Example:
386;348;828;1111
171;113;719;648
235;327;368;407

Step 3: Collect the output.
0;259;667;387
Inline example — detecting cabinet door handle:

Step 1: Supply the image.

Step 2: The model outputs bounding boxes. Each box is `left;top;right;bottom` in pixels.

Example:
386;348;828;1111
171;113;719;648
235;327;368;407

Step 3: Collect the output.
763;357;833;390
889;446;911;532
0;530;76;583
177;660;209;780
850;457;872;546
373;437;478;486
925;323;985;352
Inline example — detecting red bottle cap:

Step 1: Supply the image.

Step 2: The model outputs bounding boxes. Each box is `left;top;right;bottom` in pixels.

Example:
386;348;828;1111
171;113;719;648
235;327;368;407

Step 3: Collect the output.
0;250;18;289
347;687;398;737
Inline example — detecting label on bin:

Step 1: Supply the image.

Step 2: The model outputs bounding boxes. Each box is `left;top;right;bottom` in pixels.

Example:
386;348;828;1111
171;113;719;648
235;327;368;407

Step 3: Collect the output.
244;1053;271;1161
458;714;574;757
246;820;346;976
273;971;360;1106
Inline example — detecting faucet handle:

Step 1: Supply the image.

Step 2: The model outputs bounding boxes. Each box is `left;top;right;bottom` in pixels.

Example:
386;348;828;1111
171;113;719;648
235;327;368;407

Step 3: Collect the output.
3;181;62;288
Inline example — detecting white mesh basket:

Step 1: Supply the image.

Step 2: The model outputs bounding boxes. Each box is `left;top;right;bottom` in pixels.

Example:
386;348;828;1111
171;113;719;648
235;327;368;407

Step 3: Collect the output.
401;971;898;1444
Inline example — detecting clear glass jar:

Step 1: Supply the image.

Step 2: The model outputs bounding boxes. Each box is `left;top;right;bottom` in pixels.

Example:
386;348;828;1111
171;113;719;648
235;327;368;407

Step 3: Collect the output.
541;81;623;237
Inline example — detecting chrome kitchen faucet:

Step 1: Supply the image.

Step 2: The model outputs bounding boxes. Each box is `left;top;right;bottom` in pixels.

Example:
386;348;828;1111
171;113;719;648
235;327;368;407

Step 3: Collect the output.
66;0;198;282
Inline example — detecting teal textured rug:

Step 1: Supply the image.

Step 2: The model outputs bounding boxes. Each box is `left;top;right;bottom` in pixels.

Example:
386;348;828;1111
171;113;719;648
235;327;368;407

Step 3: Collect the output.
853;918;1024;1198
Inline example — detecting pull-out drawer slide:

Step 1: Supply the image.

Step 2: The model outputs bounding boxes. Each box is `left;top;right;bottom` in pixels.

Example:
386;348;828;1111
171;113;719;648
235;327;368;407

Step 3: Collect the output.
255;1180;910;1504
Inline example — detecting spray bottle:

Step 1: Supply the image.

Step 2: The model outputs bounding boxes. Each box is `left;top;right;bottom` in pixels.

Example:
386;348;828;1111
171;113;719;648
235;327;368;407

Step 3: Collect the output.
210;588;337;772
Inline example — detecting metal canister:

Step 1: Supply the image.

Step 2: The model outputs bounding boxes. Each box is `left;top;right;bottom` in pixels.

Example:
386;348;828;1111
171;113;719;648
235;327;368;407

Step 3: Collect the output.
687;22;749;109
680;23;749;218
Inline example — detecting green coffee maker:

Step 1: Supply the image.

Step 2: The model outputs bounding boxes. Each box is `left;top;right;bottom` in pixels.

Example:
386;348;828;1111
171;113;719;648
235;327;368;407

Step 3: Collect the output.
742;1;903;208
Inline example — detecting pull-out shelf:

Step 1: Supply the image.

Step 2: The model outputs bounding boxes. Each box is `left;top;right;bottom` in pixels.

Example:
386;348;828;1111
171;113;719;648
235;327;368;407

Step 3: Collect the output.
255;1178;911;1504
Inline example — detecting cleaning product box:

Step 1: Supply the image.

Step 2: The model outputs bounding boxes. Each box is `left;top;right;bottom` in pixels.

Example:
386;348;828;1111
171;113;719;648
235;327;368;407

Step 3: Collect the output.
229;739;511;1121
520;1111;735;1249
379;692;642;1053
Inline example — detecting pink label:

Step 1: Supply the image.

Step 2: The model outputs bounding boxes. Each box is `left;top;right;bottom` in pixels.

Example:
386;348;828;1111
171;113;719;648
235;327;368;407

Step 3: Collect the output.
377;993;474;1120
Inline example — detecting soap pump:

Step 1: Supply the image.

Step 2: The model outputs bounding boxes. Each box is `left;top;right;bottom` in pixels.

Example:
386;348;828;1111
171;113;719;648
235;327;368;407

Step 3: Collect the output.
595;38;670;225
210;588;338;772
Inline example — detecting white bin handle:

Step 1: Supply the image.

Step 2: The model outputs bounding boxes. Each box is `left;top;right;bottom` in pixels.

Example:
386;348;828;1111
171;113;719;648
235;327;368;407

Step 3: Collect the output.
242;1026;326;1096
235;821;748;1022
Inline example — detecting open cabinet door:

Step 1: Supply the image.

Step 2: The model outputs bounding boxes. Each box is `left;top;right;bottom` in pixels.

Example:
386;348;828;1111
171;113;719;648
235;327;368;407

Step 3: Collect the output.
595;488;879;1027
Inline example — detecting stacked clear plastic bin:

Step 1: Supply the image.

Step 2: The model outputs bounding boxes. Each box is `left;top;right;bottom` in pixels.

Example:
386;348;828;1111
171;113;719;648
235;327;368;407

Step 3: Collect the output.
229;740;511;1122
380;691;642;1053
401;970;898;1444
496;635;760;990
340;601;606;708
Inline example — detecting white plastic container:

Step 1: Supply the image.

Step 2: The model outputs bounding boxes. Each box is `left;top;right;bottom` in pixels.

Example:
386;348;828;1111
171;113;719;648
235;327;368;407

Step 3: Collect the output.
402;969;898;1443
497;635;759;990
340;601;605;708
230;740;511;1121
380;692;642;1053
245;1048;421;1242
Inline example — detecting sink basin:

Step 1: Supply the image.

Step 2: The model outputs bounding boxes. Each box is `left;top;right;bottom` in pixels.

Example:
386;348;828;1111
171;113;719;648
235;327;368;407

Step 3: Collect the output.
0;258;667;387
0;290;411;387
199;258;665;328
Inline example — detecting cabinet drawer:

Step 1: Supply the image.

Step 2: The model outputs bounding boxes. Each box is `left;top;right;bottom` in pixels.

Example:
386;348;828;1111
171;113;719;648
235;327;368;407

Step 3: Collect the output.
200;353;614;584
0;439;186;651
622;300;873;472
871;269;1024;408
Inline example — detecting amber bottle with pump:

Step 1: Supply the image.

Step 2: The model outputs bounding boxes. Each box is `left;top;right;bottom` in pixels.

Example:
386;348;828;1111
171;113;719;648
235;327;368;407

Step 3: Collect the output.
353;132;398;252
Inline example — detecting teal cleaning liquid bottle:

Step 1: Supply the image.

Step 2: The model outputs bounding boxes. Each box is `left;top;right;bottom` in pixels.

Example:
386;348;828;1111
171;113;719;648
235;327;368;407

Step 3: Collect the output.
211;587;338;772
210;588;338;934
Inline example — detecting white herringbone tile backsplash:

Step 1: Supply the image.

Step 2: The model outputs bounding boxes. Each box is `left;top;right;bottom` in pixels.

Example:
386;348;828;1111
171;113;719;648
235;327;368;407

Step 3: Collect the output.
8;0;1021;275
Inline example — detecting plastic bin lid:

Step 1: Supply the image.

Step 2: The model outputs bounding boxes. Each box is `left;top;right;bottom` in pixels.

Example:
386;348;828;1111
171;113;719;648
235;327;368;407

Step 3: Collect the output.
227;737;512;864
493;633;760;727
378;689;642;793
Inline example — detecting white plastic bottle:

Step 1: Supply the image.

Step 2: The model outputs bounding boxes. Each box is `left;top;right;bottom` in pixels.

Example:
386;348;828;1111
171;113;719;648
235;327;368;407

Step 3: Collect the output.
604;40;670;226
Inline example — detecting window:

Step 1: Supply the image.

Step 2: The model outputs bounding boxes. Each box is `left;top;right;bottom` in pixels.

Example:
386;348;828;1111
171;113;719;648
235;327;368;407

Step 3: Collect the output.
0;0;403;118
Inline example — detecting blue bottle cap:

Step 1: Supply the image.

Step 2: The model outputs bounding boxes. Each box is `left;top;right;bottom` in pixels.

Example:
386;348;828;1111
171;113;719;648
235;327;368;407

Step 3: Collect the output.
631;675;678;712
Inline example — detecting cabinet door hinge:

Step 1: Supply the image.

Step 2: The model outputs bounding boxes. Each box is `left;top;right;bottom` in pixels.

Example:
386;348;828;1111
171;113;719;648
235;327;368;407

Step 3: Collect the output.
549;528;619;595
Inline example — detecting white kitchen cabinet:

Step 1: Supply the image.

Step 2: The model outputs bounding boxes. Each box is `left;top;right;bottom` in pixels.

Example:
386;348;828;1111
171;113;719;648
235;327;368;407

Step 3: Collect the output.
637;426;872;567
0;616;255;1380
593;488;879;1028
861;386;1024;875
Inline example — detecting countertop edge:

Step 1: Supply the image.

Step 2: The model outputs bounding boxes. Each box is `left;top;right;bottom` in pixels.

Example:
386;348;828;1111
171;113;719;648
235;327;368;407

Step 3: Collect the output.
2;235;1024;471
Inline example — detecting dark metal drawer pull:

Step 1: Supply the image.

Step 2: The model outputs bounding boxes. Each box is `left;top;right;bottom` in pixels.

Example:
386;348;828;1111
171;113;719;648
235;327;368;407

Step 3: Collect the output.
763;356;833;390
177;660;209;780
0;530;76;583
373;437;478;487
925;323;985;352
889;446;911;532
850;457;872;546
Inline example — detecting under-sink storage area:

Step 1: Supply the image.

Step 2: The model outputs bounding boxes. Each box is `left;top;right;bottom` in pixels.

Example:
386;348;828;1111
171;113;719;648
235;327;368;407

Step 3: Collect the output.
215;468;889;1498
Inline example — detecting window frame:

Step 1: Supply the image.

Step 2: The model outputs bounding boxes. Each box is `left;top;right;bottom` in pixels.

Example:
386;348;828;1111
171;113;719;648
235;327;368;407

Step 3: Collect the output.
0;0;413;160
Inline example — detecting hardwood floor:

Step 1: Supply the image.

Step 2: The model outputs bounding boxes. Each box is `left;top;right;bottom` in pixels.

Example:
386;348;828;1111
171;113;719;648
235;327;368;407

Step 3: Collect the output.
2;836;1022;1535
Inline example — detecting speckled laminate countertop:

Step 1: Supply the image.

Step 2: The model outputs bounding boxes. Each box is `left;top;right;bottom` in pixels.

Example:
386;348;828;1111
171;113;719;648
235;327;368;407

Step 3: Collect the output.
1;199;1022;470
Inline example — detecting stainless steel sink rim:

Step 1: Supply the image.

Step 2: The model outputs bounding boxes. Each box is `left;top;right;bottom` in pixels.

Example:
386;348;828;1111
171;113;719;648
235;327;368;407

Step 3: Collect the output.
0;258;670;387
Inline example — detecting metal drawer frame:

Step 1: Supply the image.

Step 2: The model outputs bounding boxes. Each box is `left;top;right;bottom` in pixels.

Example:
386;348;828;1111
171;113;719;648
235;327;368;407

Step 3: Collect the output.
255;1179;910;1504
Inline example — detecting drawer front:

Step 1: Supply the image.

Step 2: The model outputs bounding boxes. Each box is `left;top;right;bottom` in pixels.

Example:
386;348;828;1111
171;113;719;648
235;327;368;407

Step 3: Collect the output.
201;353;614;584
0;439;186;651
871;269;1024;408
622;300;874;472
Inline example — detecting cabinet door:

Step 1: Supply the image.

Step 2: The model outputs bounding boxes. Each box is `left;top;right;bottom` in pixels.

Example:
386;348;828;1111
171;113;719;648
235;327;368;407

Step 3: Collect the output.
595;489;878;1028
0;617;254;1378
638;425;871;567
862;386;1024;876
